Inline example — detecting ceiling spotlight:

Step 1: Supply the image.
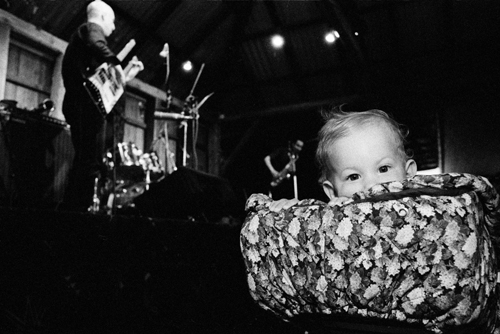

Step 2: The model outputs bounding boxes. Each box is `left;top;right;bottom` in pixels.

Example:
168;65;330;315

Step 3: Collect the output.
325;30;340;44
325;32;336;44
182;60;193;72
271;34;285;49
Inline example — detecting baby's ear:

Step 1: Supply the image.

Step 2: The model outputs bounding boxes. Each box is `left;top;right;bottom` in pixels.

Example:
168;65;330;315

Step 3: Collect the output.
405;159;417;177
322;180;336;200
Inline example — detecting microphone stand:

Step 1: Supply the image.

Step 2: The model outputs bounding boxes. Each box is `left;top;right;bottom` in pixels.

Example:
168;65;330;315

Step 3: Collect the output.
293;174;298;200
159;43;175;171
181;63;204;168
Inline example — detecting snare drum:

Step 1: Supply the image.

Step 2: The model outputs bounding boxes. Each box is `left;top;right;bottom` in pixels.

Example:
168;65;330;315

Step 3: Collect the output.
139;151;164;183
118;142;142;166
103;142;146;184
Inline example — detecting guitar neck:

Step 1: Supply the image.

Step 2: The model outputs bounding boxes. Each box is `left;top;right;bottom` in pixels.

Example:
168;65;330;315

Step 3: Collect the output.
116;39;136;62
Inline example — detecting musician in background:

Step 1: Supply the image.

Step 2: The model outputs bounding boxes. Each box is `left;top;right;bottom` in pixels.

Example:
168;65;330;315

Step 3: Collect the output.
264;137;304;199
61;0;124;212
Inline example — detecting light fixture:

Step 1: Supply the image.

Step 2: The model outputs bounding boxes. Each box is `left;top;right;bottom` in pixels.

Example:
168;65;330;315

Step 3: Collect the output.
182;60;193;72
271;34;285;49
324;30;340;44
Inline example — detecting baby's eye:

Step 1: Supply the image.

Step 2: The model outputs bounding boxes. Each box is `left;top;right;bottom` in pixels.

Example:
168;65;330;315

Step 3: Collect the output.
346;174;360;181
379;165;390;173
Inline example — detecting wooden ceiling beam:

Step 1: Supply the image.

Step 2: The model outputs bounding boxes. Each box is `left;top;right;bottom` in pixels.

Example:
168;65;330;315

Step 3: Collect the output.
222;95;361;121
110;1;182;51
180;2;234;58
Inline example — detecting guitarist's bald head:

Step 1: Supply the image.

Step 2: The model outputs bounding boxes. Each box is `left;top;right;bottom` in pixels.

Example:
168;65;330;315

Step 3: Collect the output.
87;0;115;37
87;0;113;18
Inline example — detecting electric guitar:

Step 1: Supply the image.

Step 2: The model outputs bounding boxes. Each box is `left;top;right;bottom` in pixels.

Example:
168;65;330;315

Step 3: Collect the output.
270;154;298;187
84;39;144;116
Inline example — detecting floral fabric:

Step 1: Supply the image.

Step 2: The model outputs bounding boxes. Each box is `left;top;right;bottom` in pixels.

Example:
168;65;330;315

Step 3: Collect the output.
240;173;500;333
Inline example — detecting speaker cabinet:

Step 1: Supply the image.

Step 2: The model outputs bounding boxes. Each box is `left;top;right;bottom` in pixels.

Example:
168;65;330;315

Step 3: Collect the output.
134;167;239;221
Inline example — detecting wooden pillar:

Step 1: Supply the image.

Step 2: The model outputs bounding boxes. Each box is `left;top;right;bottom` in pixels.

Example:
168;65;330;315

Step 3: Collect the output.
0;21;11;99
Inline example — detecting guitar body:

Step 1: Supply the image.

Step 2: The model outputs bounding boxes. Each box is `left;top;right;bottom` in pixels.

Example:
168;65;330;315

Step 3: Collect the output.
270;155;297;187
83;39;143;116
85;63;124;116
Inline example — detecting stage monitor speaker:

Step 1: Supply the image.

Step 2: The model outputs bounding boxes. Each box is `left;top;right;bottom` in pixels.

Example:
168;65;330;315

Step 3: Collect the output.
134;167;239;221
0;110;69;208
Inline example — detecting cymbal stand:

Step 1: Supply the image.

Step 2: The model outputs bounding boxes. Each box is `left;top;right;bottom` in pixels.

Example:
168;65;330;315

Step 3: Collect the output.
293;174;298;199
157;45;212;169
180;119;189;166
153;111;194;167
181;63;205;168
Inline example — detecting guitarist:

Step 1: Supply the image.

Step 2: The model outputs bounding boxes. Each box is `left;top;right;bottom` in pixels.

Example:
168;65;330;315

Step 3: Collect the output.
264;137;304;199
61;0;125;212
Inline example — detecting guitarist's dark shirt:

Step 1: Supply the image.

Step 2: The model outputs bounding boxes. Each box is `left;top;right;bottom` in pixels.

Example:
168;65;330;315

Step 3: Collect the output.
267;147;297;198
62;22;120;95
269;147;291;173
60;22;120;211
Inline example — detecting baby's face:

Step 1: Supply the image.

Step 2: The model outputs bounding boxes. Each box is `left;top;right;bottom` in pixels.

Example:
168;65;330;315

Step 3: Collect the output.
323;124;415;198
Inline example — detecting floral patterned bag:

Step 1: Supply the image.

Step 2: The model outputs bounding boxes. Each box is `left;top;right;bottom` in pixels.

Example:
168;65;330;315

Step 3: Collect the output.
240;173;500;333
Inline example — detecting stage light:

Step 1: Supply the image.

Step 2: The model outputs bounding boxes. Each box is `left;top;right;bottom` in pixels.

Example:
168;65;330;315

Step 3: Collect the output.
325;30;340;44
271;34;285;49
325;32;336;44
182;60;193;72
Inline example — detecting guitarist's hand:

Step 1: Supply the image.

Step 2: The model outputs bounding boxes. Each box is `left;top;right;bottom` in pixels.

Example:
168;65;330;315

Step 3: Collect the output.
125;56;144;82
112;64;126;86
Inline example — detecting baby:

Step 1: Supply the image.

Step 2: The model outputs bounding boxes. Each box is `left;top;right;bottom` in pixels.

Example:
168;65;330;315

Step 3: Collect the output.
269;108;417;211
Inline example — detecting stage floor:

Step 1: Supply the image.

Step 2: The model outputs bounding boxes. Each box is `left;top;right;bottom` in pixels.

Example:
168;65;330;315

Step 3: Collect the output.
0;206;299;334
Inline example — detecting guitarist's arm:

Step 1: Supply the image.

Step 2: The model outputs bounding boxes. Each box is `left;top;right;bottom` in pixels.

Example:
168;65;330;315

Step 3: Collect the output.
85;23;125;84
69;22;124;88
85;22;120;65
264;155;279;179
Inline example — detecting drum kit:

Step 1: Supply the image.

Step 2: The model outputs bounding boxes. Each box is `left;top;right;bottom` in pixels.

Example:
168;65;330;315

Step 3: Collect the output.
99;141;165;212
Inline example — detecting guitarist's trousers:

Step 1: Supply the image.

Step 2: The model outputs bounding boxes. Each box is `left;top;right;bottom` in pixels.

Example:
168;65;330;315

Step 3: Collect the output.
269;178;295;200
62;91;107;211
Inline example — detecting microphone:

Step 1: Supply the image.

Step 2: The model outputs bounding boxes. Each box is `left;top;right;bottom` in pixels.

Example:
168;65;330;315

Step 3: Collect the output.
160;43;171;90
32;99;54;114
159;43;169;58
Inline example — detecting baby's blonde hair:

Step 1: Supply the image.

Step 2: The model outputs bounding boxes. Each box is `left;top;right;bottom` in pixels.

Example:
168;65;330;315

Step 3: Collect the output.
316;107;410;183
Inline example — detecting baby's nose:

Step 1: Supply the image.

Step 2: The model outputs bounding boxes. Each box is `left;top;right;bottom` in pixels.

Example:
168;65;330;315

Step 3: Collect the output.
363;174;379;191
